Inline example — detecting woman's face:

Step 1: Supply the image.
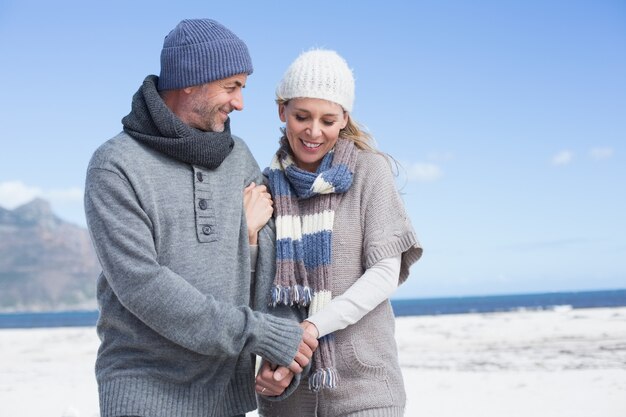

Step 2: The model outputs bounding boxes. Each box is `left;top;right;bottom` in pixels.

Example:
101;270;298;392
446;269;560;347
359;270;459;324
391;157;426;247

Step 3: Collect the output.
279;98;349;172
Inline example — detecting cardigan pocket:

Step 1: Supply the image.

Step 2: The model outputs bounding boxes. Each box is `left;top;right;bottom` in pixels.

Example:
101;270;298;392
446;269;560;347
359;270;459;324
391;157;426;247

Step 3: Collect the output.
336;337;396;408
340;337;388;380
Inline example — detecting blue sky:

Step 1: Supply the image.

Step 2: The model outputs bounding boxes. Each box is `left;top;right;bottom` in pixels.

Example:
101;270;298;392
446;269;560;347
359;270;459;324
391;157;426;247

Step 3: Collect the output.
0;0;624;298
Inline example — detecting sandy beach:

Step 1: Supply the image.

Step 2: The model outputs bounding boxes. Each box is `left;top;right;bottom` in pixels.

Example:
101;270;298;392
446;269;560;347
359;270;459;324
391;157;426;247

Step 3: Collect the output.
1;306;624;417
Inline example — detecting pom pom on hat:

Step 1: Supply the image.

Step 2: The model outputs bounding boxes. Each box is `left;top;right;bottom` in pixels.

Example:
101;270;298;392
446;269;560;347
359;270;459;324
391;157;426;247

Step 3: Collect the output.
276;49;355;112
158;19;253;91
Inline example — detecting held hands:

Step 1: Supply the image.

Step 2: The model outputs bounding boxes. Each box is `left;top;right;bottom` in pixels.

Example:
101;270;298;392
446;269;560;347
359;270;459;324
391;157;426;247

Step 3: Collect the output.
243;182;274;244
255;361;292;397
256;321;320;397
288;321;319;373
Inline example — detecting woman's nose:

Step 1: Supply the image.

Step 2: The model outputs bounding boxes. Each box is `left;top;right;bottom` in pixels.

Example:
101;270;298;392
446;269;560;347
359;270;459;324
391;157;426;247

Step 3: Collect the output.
307;121;322;138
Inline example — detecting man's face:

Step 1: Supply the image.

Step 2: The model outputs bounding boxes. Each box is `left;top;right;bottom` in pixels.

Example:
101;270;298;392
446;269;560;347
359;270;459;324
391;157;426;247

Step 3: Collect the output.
187;73;248;132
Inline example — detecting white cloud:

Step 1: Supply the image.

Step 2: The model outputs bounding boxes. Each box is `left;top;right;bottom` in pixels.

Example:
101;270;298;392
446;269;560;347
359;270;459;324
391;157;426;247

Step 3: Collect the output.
0;181;42;209
552;150;573;166
426;151;455;162
0;180;83;210
403;162;443;182
589;147;614;160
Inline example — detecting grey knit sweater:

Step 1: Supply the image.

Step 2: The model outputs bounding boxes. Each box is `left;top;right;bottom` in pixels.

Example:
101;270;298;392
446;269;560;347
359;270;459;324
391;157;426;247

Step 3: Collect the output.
85;130;304;416
258;150;422;417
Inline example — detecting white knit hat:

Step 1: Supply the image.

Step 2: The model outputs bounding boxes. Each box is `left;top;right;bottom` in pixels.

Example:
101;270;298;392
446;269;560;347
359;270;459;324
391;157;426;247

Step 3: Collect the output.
276;49;355;112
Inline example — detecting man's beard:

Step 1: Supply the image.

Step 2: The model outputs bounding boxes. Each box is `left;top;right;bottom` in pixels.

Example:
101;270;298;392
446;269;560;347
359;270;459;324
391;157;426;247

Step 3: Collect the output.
193;105;227;133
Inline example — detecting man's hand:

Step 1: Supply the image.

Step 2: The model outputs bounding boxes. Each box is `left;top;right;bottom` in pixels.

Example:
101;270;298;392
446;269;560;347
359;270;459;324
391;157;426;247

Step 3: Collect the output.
255;361;294;397
243;182;273;244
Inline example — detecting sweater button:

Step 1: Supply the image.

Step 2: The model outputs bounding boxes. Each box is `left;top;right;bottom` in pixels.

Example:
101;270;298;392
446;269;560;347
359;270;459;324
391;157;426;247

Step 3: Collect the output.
196;172;204;182
202;225;212;235
199;199;208;210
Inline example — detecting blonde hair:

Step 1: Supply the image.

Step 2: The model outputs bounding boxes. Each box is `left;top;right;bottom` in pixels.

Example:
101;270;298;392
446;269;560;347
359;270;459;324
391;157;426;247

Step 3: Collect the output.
276;97;378;152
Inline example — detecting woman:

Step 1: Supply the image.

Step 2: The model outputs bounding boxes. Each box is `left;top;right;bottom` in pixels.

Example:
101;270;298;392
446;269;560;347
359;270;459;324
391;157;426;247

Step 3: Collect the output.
255;49;422;417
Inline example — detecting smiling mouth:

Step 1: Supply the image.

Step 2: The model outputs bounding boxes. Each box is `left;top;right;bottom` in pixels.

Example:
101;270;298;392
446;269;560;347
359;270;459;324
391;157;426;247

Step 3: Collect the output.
302;139;321;149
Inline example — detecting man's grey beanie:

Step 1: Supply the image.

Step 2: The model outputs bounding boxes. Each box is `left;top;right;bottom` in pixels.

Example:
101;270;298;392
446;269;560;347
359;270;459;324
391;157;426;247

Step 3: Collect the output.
158;19;253;91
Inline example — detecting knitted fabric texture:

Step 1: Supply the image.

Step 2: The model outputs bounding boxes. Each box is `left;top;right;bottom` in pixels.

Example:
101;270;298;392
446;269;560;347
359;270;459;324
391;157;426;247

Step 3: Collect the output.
122;75;234;169
276;49;355;112
266;138;358;391
85;134;305;416
258;151;423;417
158;18;253;91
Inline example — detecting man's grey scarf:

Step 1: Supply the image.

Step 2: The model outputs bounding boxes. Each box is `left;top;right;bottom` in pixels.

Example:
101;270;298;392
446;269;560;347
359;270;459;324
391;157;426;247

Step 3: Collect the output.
122;75;234;169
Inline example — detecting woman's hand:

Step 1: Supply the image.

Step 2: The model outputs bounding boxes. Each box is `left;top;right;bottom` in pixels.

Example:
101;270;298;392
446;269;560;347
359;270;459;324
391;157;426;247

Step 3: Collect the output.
243;182;274;244
301;320;320;339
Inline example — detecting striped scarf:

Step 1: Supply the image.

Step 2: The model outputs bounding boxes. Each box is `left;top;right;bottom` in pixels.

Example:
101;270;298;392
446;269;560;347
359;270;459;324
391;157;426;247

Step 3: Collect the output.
266;137;358;391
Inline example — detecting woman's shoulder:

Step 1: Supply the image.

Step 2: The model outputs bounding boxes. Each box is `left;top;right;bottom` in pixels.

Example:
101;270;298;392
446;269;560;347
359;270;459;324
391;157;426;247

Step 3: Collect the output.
355;149;394;177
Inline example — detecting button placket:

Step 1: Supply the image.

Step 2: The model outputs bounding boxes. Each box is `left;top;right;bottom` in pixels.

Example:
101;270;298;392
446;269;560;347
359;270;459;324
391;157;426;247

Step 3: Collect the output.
192;166;218;243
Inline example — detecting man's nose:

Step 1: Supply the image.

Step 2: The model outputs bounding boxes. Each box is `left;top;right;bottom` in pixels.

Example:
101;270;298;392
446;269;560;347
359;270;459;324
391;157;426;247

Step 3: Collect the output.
231;90;244;111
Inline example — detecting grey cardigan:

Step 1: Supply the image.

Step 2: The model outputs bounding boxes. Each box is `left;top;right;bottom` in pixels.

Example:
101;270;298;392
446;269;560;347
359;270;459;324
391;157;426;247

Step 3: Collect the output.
85;132;303;417
258;150;422;417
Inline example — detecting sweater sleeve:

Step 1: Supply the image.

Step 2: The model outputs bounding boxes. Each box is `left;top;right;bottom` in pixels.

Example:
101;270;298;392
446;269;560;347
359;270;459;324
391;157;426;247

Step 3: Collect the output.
84;167;303;367
307;255;401;337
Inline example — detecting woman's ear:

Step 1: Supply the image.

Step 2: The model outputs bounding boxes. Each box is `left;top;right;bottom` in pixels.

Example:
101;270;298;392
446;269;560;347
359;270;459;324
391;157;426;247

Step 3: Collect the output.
278;103;287;123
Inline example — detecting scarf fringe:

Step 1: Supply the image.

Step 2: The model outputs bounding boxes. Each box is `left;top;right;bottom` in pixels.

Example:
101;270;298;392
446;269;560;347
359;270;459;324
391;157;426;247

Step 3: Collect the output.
270;285;313;307
308;367;339;392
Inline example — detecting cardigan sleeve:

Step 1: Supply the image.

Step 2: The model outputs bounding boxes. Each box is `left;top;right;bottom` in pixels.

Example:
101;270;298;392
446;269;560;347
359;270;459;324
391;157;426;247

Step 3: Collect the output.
359;152;423;284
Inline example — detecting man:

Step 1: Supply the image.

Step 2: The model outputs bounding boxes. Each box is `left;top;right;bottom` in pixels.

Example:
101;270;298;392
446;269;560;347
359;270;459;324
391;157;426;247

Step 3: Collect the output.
84;19;317;417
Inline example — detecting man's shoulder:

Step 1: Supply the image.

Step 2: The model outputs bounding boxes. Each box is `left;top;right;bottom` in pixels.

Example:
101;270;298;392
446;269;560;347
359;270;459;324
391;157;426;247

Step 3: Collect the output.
227;135;264;181
88;132;147;170
231;134;251;153
229;135;256;162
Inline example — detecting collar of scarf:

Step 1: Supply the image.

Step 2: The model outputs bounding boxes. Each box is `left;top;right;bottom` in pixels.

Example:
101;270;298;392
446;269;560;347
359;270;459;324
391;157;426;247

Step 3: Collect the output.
121;75;234;170
265;137;358;391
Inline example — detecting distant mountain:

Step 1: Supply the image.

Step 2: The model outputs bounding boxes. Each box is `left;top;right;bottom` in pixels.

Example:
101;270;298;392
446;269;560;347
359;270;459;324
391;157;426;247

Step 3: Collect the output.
0;198;100;312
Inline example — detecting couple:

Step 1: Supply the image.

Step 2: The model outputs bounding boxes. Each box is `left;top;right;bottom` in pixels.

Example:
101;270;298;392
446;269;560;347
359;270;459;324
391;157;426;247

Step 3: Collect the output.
84;18;422;417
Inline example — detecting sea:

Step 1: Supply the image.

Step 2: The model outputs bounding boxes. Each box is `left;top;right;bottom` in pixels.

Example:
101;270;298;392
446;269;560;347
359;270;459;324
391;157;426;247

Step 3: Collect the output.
1;288;625;329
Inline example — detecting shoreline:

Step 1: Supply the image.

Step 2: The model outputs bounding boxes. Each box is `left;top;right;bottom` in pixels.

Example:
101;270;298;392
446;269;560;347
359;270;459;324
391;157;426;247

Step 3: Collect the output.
2;288;626;329
1;307;624;417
